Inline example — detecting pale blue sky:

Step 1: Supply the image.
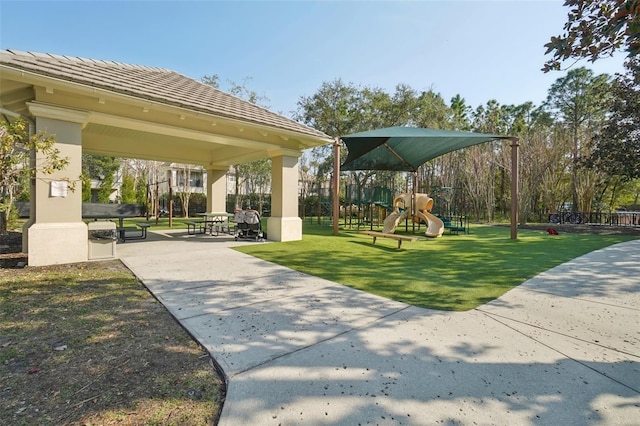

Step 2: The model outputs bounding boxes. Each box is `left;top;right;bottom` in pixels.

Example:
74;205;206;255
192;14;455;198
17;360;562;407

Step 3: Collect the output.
0;0;627;118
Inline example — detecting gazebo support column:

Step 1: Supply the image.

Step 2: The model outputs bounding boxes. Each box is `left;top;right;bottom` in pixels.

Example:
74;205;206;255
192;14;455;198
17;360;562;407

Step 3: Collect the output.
332;137;340;236
23;103;89;266
268;151;301;241
206;168;227;212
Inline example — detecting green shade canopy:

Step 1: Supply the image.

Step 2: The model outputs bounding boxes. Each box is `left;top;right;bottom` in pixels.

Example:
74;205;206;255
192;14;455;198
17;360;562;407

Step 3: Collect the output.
341;126;512;172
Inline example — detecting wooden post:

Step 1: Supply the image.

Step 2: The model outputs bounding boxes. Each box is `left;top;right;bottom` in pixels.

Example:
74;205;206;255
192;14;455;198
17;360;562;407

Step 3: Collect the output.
168;176;173;228
146;183;150;221
333;137;340;236
155;181;160;225
510;138;519;240
412;171;418;234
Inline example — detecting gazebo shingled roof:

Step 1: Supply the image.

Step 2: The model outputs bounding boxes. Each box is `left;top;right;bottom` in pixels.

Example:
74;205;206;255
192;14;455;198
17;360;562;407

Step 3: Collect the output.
0;49;327;139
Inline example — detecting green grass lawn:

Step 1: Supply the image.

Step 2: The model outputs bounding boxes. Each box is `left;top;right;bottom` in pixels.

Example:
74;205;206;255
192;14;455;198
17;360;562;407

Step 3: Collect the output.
234;223;638;311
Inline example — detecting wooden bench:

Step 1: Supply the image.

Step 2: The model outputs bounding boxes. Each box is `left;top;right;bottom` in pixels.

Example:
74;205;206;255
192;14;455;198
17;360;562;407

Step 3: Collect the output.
185;221;205;235
361;230;418;249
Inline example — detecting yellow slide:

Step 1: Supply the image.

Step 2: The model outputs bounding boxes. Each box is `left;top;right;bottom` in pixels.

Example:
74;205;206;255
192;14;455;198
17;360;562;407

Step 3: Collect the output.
382;209;443;238
383;209;408;234
417;211;445;238
382;193;444;237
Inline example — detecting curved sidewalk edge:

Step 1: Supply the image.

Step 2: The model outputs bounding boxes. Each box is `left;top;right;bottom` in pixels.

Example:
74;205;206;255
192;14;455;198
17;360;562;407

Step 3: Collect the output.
119;235;640;425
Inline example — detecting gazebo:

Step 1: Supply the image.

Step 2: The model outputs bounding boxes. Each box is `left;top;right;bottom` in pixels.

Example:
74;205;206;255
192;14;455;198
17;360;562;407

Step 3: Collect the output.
332;127;519;238
0;50;332;266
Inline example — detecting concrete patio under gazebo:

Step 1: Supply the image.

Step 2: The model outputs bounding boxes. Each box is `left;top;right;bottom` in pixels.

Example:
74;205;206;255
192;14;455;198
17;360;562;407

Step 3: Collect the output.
0;50;332;266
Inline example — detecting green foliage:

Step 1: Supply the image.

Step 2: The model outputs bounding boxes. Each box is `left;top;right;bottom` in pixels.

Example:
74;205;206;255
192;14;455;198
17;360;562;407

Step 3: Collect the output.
120;174;136;203
188;192;207;216
450;94;471;131
202;73;269;108
82;154;120;179
14;171;30;202
300;195;319;217
164;192;208;217
585;61;640;182
135;174;147;213
97;174;114;203
545;67;612;127
544;67;612;212
1;117;69;232
201;74;220;88
295;78;364;137
82;154;120;203
81;173;92;202
543;0;639;73
413;89;451;129
235;159;271;211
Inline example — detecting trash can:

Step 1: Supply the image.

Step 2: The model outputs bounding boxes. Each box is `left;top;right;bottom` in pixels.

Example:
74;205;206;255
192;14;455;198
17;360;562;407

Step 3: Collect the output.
88;221;117;260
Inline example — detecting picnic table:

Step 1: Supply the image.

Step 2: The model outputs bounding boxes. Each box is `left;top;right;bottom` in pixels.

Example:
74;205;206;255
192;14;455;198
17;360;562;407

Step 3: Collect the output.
116;222;150;242
84;215;150;242
197;212;234;236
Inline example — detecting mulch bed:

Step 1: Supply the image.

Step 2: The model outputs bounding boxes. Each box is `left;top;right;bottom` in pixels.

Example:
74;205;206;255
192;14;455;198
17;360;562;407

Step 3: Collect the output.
518;223;640;236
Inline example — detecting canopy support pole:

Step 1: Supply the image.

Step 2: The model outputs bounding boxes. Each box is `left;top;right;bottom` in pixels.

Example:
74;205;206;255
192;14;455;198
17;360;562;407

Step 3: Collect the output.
510;138;519;240
333;137;340;236
412;171;418;234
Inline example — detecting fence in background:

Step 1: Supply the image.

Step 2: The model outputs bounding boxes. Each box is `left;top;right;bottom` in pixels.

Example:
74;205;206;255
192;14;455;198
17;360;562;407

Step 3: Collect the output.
548;211;640;227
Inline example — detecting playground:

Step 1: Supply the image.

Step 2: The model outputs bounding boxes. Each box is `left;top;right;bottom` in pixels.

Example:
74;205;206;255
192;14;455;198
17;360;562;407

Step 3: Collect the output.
340;182;469;238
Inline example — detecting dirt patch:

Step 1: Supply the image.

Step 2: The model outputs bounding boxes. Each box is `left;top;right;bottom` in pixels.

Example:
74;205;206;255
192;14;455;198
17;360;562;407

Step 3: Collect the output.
0;259;225;425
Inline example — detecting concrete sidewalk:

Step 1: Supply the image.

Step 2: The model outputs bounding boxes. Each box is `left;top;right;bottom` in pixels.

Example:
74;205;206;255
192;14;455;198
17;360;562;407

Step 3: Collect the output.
118;230;640;425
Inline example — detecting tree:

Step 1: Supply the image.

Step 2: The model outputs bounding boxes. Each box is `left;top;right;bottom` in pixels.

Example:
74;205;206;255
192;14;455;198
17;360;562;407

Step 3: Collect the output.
544;67;611;211
458;100;510;222
585;59;640;182
235;159;271;212
118;158;151;214
201;74;220;88
81;174;92;202
295;79;367;221
450;94;471;131
543;0;639;73
135;174;147;214
0;117;69;233
504;105;569;223
202;74;270;210
175;164;192;218
120;173;136;203
82;154;121;203
413;90;451;130
295;79;365;137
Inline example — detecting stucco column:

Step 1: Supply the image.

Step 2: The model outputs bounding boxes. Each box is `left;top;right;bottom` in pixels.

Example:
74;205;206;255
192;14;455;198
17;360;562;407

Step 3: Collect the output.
206;168;227;212
23;103;88;266
268;150;301;241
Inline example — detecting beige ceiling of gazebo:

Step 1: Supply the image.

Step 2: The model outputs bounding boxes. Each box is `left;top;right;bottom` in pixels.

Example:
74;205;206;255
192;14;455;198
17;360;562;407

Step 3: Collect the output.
0;49;332;166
